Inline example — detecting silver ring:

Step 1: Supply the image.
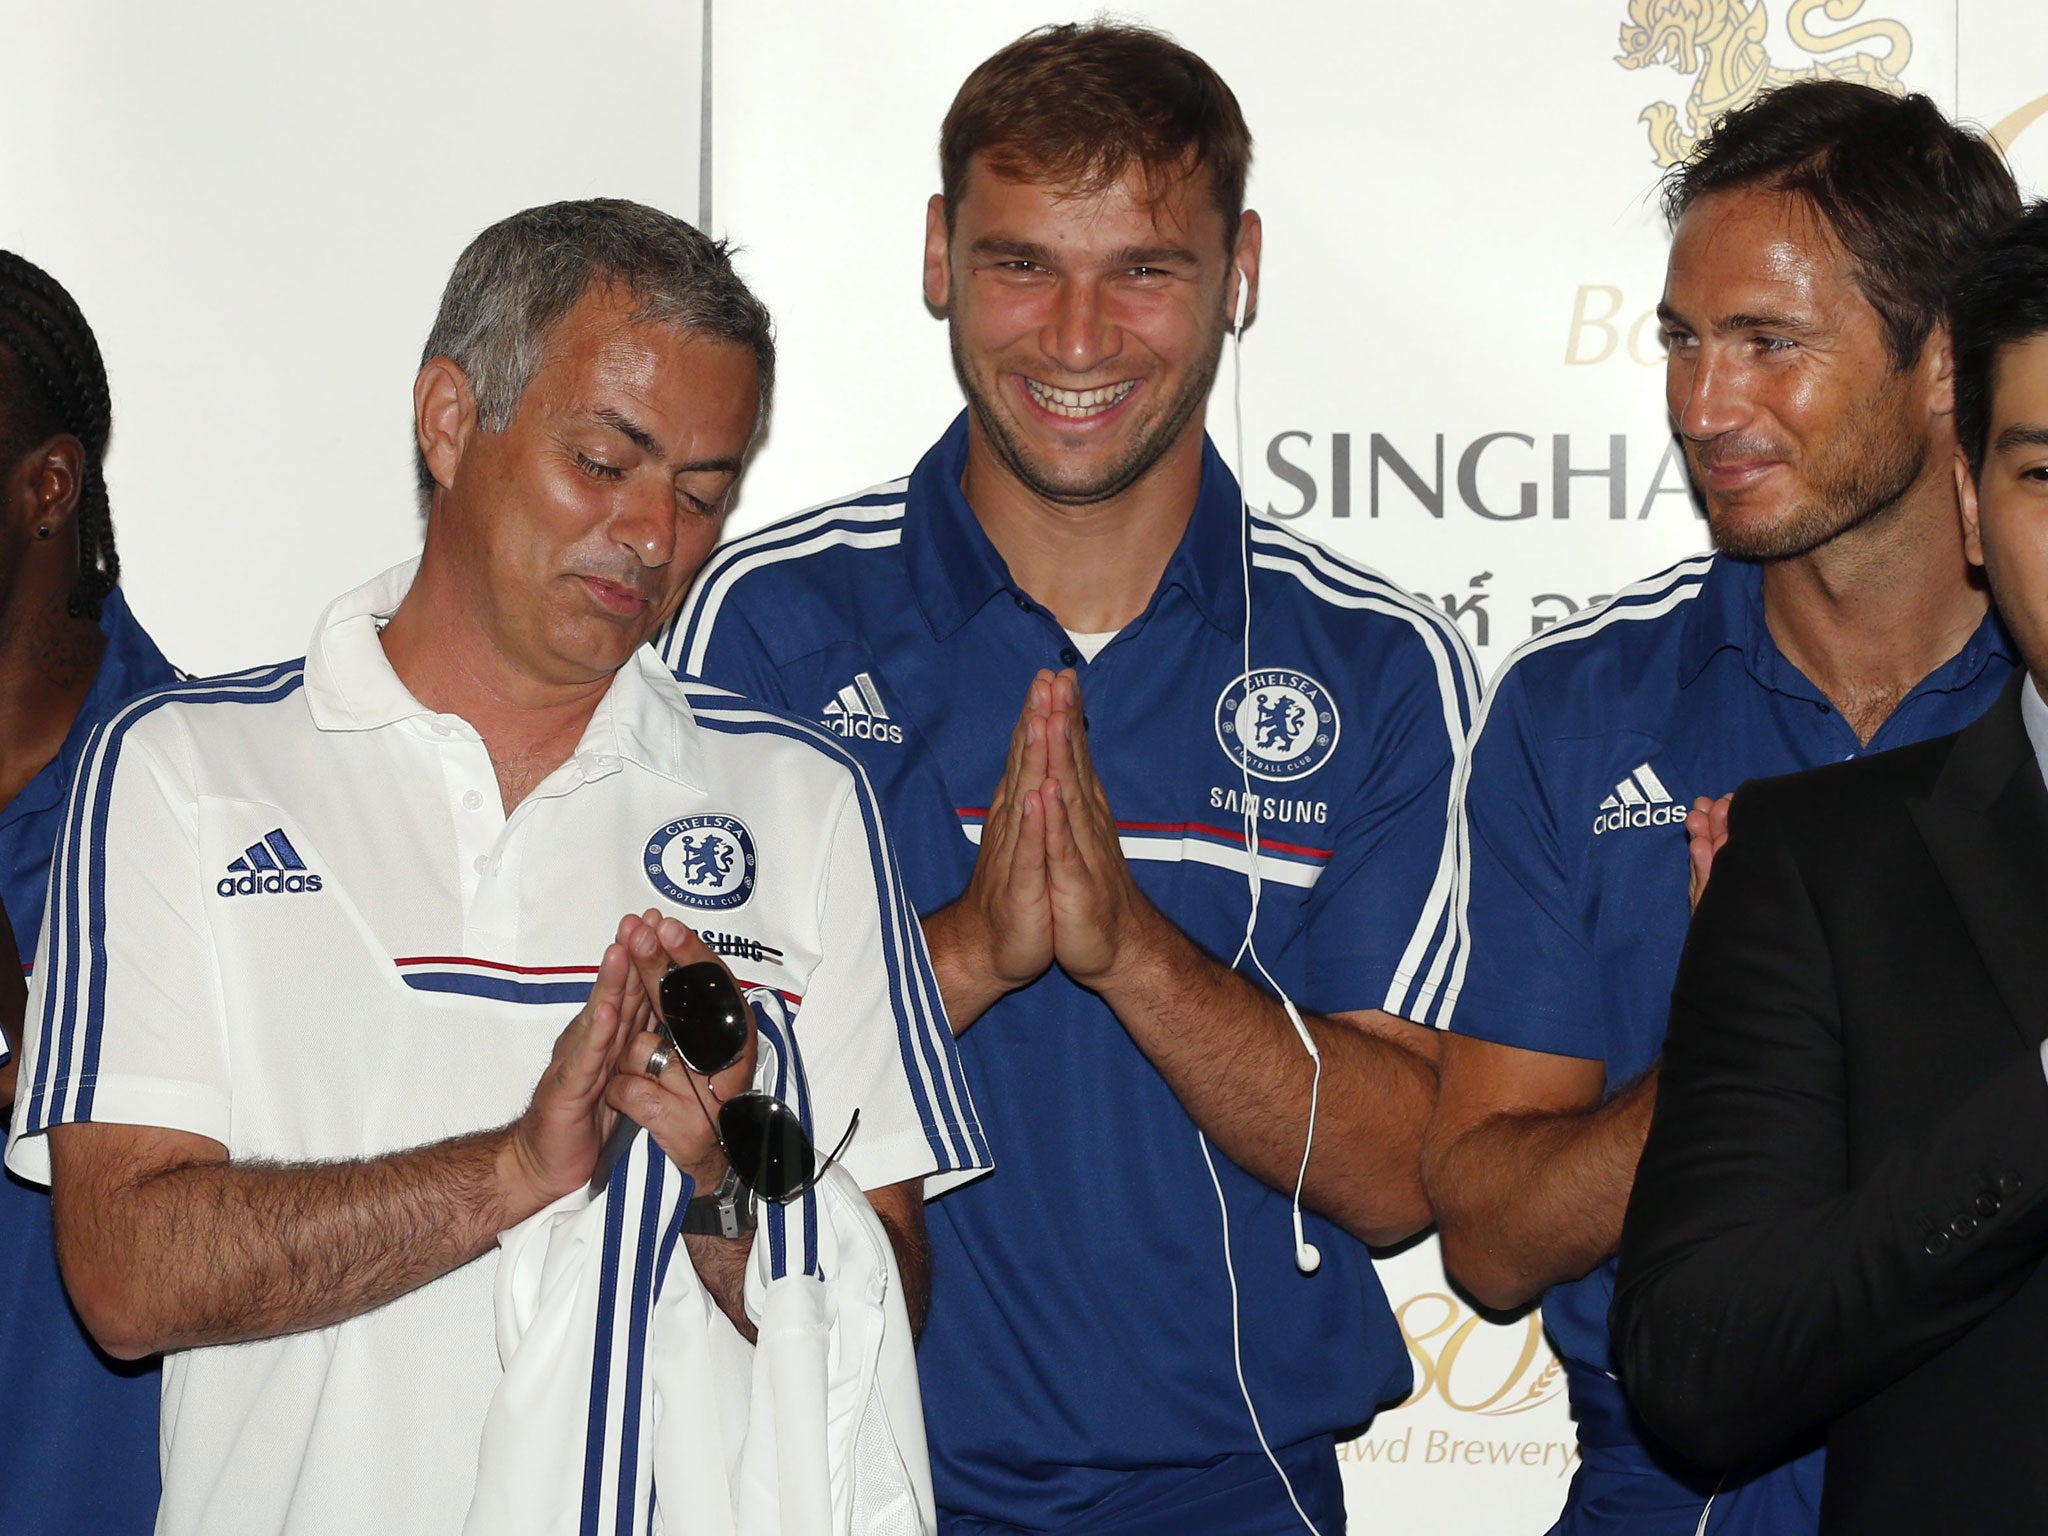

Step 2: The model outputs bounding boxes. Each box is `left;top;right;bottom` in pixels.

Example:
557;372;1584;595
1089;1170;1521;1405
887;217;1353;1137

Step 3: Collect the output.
645;1041;674;1078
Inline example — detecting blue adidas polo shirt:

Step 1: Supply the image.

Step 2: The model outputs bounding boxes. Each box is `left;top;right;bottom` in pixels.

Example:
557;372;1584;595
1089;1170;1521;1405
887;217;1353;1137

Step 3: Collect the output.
0;586;174;1535
1446;551;2015;1533
664;413;1479;1534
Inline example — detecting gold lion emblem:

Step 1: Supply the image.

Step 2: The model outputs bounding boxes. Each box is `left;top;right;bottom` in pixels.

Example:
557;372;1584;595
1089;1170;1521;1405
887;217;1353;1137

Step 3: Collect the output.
1617;0;1911;166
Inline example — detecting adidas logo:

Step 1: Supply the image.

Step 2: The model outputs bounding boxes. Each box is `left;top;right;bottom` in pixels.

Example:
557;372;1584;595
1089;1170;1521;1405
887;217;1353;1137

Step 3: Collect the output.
1592;763;1685;836
215;829;324;897
821;672;903;744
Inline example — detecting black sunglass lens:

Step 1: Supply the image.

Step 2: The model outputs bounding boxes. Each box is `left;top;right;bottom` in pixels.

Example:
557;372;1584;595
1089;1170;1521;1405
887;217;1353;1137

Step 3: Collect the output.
720;1096;815;1203
660;961;749;1075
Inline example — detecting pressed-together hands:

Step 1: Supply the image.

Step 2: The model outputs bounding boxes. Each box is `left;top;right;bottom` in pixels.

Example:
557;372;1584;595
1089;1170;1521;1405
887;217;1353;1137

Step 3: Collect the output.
933;670;1440;1241
503;911;752;1216
931;669;1163;1030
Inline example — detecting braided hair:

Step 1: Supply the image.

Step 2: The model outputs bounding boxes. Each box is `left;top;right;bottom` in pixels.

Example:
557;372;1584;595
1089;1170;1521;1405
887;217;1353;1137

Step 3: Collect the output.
0;252;118;620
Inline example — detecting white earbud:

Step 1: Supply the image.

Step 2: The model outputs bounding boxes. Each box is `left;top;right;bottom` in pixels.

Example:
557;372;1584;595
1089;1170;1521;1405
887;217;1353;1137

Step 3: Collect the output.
1279;998;1321;1274
1232;265;1250;334
1293;1210;1322;1275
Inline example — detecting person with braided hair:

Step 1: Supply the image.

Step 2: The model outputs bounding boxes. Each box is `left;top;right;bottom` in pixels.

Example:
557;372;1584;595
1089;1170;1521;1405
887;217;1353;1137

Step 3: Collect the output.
0;249;175;1534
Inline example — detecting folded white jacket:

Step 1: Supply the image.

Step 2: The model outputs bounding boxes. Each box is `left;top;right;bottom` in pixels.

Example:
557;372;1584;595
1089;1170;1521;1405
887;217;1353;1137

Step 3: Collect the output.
465;1001;933;1536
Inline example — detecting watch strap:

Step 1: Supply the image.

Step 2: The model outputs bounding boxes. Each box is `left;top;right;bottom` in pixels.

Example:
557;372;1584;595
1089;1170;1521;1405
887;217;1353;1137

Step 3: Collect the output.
681;1165;756;1238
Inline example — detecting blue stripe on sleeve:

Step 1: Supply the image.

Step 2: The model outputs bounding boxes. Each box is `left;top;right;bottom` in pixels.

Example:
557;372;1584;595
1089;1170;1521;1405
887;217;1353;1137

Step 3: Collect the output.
1433;557;1714;1032
662;492;907;675
1246;536;1480;1021
30;662;306;1134
689;703;988;1176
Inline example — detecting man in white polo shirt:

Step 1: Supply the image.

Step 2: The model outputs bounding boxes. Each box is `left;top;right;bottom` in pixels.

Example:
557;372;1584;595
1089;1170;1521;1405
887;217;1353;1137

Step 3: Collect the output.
5;199;986;1536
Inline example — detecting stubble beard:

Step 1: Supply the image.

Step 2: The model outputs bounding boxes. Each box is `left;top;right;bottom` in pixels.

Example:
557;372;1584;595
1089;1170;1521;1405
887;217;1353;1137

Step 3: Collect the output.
949;323;1225;506
1701;377;1933;562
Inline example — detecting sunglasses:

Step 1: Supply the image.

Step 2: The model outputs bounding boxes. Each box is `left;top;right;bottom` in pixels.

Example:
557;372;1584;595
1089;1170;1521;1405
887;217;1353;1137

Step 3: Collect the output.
658;960;858;1204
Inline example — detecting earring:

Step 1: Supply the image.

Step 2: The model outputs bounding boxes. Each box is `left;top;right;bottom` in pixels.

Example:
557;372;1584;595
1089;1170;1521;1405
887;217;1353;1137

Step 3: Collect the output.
34;525;51;540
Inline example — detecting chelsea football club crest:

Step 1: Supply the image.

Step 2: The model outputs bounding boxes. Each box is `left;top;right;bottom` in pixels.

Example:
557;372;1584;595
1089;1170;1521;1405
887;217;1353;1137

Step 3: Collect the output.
645;814;758;911
1214;670;1341;783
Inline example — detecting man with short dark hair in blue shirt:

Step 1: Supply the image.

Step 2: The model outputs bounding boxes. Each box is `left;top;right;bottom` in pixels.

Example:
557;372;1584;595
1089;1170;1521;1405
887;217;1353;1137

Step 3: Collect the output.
1422;81;2021;1536
665;20;1476;1534
0;250;175;1534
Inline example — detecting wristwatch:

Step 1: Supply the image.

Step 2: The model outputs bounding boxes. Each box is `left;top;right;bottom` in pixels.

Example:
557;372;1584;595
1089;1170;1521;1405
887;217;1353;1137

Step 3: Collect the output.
682;1164;757;1238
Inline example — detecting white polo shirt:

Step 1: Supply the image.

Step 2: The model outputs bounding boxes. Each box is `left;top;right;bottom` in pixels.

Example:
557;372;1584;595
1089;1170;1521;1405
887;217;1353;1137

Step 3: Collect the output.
6;560;988;1536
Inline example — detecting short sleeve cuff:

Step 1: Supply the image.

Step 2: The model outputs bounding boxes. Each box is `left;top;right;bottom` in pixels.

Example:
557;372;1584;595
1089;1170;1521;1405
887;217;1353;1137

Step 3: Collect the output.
843;1125;992;1202
1295;963;1402;1023
6;1073;232;1186
1443;985;1604;1062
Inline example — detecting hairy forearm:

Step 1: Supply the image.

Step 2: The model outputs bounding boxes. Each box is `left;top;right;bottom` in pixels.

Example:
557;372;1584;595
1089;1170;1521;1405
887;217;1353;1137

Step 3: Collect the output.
53;1126;526;1360
872;1196;931;1336
684;1231;758;1343
1093;907;1438;1245
919;901;1011;1035
1427;1070;1656;1311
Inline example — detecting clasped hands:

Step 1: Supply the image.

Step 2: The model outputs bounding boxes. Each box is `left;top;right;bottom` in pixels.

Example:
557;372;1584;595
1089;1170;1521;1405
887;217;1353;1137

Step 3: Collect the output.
955;668;1158;1003
503;911;752;1221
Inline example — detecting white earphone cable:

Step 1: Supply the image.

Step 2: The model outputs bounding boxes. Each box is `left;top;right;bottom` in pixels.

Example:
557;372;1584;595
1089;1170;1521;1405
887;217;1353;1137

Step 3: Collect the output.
1210;270;1324;1536
1200;1131;1324;1536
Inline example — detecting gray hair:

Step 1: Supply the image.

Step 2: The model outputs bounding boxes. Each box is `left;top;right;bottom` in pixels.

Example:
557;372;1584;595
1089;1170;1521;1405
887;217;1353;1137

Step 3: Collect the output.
415;197;775;506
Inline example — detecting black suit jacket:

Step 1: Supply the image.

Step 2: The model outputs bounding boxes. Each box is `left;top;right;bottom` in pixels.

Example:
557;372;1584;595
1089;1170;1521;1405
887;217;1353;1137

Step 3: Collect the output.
1613;675;2048;1535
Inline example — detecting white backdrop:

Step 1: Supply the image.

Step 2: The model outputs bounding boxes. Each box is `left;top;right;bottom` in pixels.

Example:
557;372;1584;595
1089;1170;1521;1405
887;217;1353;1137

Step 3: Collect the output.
0;0;702;674
5;2;2047;1530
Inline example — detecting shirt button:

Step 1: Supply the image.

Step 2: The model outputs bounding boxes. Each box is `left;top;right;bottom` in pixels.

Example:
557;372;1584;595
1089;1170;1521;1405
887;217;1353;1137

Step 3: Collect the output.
1013;593;1031;611
1949;1213;1977;1239
1975;1191;2002;1218
462;789;484;811
432;722;452;737
472;854;490;875
1924;1230;1951;1257
1058;645;1080;667
1998;1170;2026;1198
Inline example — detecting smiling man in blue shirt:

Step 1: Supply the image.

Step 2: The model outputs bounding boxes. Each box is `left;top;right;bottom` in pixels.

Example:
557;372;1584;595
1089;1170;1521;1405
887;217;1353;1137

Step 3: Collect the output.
1422;82;2022;1535
666;22;1476;1534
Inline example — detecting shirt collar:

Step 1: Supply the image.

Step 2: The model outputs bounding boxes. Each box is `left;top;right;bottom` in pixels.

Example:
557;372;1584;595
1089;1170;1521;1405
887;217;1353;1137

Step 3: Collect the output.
1676;550;2018;695
83;585;178;725
1676;555;1763;688
902;411;1249;641
302;557;707;791
303;559;433;730
2020;673;2048;789
4;586;179;827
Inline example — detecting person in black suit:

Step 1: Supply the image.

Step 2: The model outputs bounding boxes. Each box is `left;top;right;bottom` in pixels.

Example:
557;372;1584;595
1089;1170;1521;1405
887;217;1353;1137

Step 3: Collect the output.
1613;200;2048;1535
